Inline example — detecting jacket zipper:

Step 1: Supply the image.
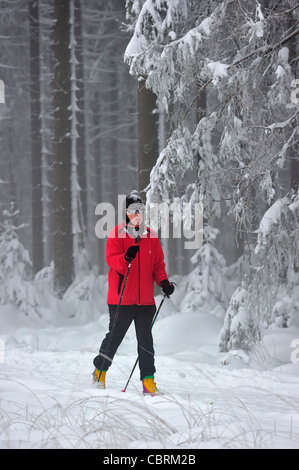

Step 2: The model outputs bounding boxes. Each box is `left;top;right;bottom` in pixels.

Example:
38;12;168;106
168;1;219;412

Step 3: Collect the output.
138;239;140;305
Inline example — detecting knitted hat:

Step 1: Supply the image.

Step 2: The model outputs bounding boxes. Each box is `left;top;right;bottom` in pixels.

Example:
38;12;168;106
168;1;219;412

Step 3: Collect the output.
125;190;142;209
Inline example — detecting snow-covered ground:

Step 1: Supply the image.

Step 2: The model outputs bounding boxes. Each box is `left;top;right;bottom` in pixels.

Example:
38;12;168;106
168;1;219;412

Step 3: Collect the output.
1;287;299;449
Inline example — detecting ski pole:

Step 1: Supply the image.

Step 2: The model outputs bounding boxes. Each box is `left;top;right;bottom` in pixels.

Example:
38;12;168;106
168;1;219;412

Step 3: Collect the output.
98;261;132;380
121;293;167;393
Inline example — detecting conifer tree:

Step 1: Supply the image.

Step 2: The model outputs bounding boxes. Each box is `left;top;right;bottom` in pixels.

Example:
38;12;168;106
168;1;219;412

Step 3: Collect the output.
53;0;74;297
0;203;38;316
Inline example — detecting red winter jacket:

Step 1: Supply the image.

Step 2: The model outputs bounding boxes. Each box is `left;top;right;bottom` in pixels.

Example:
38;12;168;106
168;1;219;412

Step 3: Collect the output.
106;223;168;305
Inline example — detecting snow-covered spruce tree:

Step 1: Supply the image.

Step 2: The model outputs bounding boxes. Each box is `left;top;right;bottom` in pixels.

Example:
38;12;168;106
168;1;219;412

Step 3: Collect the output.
180;226;231;318
252;180;299;328
0;204;40;317
219;180;299;351
218;284;261;352
125;1;299;351
126;0;298;230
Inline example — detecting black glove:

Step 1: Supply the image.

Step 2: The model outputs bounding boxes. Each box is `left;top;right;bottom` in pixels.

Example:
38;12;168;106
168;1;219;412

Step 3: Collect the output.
125;245;139;262
160;279;174;297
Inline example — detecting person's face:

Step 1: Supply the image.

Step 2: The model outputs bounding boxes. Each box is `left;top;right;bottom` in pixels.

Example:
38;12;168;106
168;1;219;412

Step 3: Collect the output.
126;203;144;226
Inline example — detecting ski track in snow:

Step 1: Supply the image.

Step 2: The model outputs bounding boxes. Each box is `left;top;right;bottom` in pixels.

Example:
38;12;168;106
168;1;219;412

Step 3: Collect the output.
1;306;299;449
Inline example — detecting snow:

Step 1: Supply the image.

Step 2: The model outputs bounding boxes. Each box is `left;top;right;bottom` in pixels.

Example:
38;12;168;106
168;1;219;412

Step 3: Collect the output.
247;2;265;43
275;65;286;79
278;47;289;64
198;17;213;35
207;61;228;84
255;199;283;254
1;285;299;449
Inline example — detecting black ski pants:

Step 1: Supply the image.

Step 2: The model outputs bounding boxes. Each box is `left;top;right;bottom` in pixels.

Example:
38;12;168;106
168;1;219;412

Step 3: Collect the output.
93;304;156;380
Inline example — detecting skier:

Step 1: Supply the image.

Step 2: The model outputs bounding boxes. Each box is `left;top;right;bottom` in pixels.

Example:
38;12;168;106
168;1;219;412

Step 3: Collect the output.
92;190;174;395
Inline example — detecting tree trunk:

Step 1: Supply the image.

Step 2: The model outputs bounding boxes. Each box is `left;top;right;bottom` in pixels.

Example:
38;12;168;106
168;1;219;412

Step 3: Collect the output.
29;0;44;275
138;79;159;201
288;7;299;187
74;0;87;246
53;0;74;297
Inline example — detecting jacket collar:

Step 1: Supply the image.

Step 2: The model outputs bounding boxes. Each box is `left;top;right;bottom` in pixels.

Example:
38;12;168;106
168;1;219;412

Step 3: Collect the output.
122;221;147;239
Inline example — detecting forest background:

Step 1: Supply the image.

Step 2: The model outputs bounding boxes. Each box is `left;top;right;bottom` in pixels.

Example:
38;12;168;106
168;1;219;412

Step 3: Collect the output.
0;0;298;353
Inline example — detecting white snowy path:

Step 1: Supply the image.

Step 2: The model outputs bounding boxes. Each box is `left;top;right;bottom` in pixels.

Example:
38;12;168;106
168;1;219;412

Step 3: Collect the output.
1;299;299;449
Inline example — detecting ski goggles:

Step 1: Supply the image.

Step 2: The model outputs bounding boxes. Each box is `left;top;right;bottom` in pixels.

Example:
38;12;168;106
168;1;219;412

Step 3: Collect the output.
126;205;145;215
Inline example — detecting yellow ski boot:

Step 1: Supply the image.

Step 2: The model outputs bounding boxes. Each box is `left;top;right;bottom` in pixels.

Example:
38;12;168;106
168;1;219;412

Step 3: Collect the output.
142;377;161;396
92;369;106;389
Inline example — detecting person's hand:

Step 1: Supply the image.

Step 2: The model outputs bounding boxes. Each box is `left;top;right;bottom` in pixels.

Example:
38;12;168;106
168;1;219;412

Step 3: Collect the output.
125;245;139;262
160;279;174;297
